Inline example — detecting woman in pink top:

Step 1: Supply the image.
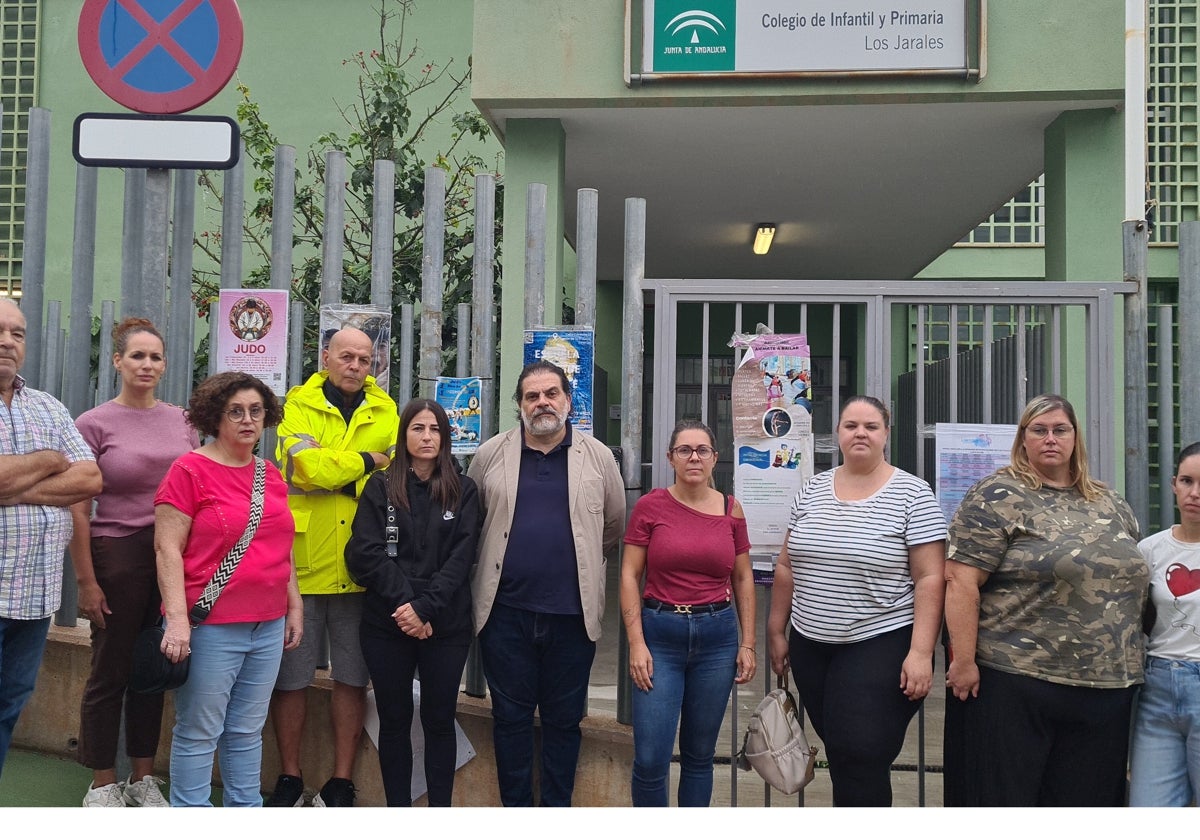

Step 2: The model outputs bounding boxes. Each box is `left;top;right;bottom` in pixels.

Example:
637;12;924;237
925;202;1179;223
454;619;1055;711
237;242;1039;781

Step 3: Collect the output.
619;420;756;806
70;318;200;808
154;372;302;807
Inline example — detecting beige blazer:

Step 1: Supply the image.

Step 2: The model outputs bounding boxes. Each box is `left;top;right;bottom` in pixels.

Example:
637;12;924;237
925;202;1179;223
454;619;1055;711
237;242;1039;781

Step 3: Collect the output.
467;426;625;641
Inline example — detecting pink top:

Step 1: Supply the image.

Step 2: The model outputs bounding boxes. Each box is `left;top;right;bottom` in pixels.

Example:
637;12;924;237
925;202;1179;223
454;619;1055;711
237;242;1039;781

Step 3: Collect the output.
155;451;294;624
75;400;199;537
624;487;751;605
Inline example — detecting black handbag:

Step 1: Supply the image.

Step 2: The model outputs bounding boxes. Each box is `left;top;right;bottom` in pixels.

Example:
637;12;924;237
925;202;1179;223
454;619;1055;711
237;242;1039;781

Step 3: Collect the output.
129;618;189;694
129;458;266;695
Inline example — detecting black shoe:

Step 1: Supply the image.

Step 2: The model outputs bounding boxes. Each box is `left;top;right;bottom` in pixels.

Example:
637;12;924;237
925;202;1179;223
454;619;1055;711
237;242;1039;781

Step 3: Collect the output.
264;774;305;807
312;777;357;808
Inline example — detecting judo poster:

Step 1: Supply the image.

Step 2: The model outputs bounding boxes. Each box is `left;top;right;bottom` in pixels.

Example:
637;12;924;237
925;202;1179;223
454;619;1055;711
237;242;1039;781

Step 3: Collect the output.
935;423;1018;523
523;328;595;435
215;289;290;396
435;377;482;455
319;305;393;393
731;333;815;559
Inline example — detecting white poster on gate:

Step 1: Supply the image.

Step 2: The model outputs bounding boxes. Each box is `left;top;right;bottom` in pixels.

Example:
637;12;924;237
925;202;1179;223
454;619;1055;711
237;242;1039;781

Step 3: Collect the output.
934;422;1018;523
731;333;814;570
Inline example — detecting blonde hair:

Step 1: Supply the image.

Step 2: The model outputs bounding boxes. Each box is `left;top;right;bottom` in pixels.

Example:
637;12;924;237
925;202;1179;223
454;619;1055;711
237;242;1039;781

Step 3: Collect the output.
1000;393;1105;501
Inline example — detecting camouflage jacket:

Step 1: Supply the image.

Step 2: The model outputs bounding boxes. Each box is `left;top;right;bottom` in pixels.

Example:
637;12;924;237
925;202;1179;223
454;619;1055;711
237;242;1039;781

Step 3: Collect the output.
948;471;1148;688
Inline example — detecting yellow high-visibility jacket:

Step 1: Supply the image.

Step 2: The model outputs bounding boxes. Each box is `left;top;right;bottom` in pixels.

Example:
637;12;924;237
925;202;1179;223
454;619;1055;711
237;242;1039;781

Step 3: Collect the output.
276;371;399;595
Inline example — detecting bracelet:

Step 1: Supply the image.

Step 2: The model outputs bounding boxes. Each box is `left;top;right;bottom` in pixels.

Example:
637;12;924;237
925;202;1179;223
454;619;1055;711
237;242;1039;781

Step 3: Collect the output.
740;646;756;654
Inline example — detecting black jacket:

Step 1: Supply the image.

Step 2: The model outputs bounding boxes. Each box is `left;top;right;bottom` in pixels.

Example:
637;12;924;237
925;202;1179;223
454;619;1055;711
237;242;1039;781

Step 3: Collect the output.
345;469;480;642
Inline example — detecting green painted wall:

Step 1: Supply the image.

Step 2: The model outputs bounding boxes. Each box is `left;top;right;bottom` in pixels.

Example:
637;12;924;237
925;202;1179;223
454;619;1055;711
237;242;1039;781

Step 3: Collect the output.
473;1;1123;106
36;0;495;306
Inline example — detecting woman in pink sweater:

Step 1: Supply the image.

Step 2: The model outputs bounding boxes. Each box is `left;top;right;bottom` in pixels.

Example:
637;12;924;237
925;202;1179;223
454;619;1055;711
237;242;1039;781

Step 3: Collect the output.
70;318;199;807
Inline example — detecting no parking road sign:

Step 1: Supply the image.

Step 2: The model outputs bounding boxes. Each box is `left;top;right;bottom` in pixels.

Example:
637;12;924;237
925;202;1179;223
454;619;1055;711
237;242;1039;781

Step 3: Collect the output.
78;0;244;114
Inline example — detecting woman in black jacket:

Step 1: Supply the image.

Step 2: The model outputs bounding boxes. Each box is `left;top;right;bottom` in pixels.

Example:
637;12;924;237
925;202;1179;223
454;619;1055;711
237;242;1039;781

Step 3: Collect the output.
346;398;480;806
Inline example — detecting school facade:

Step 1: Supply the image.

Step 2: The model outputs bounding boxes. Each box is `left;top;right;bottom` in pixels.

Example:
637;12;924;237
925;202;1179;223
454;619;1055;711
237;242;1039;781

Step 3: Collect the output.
3;0;1191;525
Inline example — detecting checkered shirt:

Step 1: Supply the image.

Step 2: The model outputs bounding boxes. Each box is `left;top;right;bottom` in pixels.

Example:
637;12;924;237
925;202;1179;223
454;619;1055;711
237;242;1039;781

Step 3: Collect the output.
0;375;95;619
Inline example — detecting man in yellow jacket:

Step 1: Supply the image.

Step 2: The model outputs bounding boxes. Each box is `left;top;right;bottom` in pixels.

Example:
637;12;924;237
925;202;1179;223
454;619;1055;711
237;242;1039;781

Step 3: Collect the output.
265;328;399;808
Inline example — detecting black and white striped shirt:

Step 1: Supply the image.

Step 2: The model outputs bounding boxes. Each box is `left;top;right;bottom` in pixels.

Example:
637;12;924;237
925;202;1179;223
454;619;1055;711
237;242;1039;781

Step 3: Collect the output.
785;466;946;643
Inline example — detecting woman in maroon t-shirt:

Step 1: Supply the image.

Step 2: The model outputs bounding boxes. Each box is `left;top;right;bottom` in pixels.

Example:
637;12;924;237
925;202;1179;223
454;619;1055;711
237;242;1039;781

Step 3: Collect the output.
619;420;755;806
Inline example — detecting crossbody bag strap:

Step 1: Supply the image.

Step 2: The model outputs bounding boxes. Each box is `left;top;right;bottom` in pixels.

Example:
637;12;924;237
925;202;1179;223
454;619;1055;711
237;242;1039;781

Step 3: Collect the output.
189;457;267;626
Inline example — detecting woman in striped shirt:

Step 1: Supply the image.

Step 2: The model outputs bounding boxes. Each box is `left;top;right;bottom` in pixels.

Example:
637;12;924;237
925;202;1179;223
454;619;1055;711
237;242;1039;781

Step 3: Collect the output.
766;395;946;806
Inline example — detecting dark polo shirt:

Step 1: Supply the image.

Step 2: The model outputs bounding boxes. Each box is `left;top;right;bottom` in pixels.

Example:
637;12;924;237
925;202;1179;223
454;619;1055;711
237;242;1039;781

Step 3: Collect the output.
495;423;582;615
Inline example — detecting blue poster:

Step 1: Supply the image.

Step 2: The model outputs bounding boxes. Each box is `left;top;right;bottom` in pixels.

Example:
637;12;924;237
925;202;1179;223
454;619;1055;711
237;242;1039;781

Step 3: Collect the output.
523;328;595;435
434;377;483;455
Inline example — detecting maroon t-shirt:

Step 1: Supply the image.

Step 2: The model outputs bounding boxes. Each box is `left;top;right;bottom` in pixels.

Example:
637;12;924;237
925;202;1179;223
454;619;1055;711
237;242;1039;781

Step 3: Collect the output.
624;488;750;605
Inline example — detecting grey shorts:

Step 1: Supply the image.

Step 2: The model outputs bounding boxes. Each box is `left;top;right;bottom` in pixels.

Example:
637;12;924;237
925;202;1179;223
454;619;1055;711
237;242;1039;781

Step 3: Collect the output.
274;593;369;691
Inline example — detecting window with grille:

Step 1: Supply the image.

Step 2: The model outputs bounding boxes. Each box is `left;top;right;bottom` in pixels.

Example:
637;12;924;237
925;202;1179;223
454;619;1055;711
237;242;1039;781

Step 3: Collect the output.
911;303;1036;363
960;1;1198;249
0;0;38;298
959;176;1044;246
1148;0;1198;244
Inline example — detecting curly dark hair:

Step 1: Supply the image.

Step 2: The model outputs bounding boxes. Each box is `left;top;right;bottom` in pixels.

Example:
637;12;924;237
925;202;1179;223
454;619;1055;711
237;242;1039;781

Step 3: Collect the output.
512;359;572;403
186;371;283;438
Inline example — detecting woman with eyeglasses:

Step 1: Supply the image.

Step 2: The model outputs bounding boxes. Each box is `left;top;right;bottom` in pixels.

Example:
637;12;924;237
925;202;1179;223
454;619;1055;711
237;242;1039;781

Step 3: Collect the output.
619;420;755;806
943;393;1148;806
154;372;303;806
1129;441;1200;806
766;395;946;806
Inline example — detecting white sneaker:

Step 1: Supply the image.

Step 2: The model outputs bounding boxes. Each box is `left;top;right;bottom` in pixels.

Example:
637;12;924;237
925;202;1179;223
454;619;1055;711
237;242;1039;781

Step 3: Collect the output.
82;782;126;807
123;775;169;807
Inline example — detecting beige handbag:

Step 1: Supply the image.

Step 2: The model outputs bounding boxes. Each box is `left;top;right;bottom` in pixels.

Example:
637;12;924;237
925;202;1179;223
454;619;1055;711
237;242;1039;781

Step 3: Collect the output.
737;673;818;794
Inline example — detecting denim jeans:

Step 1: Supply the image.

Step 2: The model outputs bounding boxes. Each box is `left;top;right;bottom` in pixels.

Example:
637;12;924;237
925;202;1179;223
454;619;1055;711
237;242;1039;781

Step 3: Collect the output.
169;618;284;807
0;615;51;778
1129;656;1200;807
630;604;737;807
478;602;596;806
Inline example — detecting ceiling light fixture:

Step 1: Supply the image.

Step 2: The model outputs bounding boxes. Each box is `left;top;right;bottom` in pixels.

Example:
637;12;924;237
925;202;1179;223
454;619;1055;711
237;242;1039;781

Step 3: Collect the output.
753;224;775;255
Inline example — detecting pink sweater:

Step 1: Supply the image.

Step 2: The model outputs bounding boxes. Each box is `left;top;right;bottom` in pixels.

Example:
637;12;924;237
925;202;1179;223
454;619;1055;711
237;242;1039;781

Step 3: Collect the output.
75;400;199;537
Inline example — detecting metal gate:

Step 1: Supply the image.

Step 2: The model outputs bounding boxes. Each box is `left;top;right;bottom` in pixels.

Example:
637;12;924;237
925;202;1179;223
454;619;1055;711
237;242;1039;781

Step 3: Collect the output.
645;279;1133;491
642;277;1134;806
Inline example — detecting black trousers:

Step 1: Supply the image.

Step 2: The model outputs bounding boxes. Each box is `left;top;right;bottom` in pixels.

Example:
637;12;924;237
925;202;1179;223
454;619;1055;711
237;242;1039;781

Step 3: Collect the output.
77;528;165;769
788;625;921;806
359;623;470;806
943;665;1135;806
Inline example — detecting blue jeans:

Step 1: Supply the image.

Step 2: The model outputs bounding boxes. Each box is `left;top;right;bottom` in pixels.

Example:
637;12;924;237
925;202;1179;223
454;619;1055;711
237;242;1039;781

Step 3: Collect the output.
478;602;596;806
1129;656;1200;807
630;604;737;807
0;615;51;778
170;618;284;807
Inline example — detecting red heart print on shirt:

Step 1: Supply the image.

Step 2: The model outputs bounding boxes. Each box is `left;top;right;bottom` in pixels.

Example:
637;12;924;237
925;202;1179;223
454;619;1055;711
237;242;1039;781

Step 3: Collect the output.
1165;563;1200;598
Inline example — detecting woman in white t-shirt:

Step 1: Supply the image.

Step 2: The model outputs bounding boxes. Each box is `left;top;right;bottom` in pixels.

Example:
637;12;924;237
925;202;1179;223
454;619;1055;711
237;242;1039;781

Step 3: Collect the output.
1129;441;1200;806
766;395;946;806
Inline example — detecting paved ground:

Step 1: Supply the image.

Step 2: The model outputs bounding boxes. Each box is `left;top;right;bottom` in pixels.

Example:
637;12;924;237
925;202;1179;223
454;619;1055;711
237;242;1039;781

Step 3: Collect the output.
0;562;947;809
587;563;947;807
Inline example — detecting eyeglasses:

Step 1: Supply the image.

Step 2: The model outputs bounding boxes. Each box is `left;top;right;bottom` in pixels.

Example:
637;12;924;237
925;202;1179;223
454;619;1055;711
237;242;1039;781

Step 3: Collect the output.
1026;425;1074;439
225;405;265;423
670;445;715;460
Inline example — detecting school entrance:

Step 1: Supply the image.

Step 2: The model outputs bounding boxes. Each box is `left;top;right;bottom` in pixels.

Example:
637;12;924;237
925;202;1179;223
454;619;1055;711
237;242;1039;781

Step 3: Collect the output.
638;276;1135;804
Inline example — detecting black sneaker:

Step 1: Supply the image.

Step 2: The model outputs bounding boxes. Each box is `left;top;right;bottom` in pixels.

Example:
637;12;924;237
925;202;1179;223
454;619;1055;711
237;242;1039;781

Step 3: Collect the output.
312;777;357;808
264;774;305;807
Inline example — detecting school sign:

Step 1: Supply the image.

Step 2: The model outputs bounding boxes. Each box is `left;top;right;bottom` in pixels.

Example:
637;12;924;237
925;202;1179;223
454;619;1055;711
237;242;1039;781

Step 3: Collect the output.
641;0;977;77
